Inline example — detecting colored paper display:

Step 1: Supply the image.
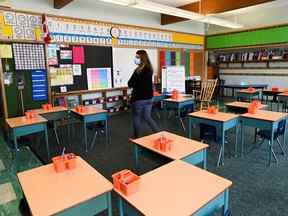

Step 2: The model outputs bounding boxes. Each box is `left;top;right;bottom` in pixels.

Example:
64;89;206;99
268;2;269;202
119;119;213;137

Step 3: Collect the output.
0;44;12;58
87;68;112;90
72;64;82;76
47;44;59;66
50;67;73;86
72;46;85;64
13;43;46;70
31;70;48;101
60;50;72;60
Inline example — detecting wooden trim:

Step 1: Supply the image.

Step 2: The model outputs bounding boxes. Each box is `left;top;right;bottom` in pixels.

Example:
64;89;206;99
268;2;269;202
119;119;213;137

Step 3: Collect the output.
54;0;74;9
44;44;52;103
0;59;8;119
52;87;129;98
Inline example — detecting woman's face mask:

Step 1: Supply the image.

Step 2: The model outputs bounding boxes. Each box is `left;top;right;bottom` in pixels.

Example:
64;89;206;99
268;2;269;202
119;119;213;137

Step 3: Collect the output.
134;57;141;65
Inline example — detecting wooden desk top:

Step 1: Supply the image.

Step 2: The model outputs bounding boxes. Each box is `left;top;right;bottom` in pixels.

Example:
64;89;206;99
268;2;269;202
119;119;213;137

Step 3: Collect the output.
71;106;107;116
225;102;267;110
278;92;288;97
30;106;68;115
237;89;259;94
17;157;113;216
164;97;193;103
263;89;286;94
6;115;48;128
189;111;238;122
114;160;232;216
241;110;288;122
131;131;208;160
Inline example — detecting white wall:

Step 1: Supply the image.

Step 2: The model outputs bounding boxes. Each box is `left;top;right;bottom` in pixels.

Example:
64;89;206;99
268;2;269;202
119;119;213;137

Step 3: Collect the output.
10;0;205;35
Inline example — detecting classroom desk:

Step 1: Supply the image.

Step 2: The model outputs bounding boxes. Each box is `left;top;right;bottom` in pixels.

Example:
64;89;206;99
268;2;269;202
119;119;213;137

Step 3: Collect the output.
225;101;267;114
240;110;288;166
188;111;239;166
262;89;285;108
6;115;49;160
115;160;232;216
71;106;108;152
277;93;288;111
152;94;166;103
222;84;268;97
163;97;194;127
131;131;209;169
236;89;261;102
17;157;113;216
30;106;68;146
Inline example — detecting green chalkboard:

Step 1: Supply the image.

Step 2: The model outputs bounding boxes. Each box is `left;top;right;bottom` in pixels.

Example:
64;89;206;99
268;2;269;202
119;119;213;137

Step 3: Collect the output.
206;25;288;49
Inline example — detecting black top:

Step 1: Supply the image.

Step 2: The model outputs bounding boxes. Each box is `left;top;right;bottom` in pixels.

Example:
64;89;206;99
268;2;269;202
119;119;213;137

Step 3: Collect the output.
128;66;153;103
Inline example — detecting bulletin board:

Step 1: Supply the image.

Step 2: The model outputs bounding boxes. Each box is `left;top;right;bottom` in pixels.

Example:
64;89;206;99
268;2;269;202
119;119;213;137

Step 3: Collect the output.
1;42;49;117
112;48;159;88
49;44;113;93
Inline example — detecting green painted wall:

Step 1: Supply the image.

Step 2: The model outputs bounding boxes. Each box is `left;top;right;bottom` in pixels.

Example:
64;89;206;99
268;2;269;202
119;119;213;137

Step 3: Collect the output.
206;25;288;49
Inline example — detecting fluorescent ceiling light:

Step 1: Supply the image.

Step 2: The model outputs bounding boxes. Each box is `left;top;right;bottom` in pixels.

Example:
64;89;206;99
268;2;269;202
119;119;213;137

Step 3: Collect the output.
98;0;135;6
98;0;243;29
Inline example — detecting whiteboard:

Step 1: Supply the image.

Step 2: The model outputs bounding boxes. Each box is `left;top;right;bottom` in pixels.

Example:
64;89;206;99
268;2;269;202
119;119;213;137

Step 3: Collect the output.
163;66;186;93
113;48;159;88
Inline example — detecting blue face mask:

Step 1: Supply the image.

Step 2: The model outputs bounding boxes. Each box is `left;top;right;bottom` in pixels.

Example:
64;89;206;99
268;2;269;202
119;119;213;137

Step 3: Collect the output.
134;58;141;65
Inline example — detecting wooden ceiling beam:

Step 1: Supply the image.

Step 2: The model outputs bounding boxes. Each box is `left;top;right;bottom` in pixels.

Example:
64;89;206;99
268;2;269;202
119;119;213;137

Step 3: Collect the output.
161;0;275;25
54;0;74;9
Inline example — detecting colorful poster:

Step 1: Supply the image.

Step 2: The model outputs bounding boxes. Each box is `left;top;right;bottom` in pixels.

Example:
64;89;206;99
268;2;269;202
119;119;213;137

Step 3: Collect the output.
31;70;48;101
165;51;171;66
72;46;85;64
47;44;59;66
72;64;82;76
175;51;181;65
87;68;112;90
60;50;72;60
0;44;12;58
165;66;186;93
50;67;73;86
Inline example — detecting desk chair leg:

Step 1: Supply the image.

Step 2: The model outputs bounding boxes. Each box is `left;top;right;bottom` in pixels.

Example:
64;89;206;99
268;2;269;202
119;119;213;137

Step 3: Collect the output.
83;121;88;152
53;122;61;147
268;140;278;166
217;145;223;167
90;130;98;150
276;138;286;156
180;118;186;131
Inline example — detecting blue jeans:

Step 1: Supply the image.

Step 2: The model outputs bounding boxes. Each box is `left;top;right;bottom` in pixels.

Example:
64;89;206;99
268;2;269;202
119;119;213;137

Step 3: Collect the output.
131;99;159;138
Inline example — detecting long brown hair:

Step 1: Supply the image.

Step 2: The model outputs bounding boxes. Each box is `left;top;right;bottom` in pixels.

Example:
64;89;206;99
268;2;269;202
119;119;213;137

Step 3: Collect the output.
136;50;153;73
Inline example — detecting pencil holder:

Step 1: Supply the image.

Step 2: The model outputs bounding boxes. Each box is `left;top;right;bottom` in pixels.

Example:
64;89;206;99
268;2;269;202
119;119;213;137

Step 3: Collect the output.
248;104;257;114
251;100;261;108
247;87;256;92
208;106;218;114
25;111;36;119
272;87;279;92
42;103;53;110
76;105;85;113
65;153;77;170
153;136;173;152
52;155;66;173
112;170;140;196
171;89;179;99
112;169;130;190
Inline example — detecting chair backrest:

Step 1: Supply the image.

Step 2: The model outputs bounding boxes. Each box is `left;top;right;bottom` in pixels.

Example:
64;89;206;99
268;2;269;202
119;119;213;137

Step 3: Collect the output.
276;119;286;136
199;79;218;102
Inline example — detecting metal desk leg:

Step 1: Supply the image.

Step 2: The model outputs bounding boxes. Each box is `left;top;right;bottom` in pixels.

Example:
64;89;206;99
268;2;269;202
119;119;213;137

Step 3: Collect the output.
188;118;192;139
268;129;276;166
241;122;244;156
235;124;239;157
83;120;88;152
203;149;207;169
44;125;50;160
107;192;112;216
118;197;124;216
134;144;139;169
223;189;229;216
